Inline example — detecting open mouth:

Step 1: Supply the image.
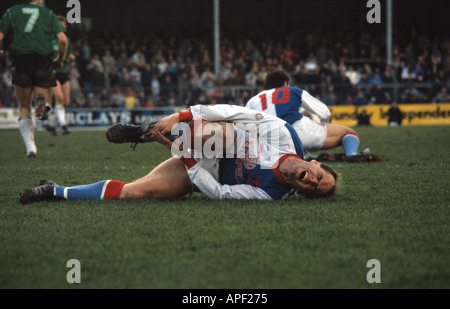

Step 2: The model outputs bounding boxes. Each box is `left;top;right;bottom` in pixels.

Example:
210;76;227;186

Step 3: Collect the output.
299;171;308;182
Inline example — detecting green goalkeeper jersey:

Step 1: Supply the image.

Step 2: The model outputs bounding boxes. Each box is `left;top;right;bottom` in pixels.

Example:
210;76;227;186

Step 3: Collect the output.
0;3;64;57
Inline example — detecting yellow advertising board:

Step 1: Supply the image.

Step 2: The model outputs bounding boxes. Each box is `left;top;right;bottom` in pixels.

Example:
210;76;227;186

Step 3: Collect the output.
329;103;450;127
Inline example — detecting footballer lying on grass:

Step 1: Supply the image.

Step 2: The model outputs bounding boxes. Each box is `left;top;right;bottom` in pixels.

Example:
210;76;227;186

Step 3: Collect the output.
19;104;339;203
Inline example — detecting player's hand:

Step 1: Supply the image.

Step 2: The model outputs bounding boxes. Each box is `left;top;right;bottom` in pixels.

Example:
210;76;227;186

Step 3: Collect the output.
150;131;174;150
151;131;188;156
152;113;179;136
54;58;64;69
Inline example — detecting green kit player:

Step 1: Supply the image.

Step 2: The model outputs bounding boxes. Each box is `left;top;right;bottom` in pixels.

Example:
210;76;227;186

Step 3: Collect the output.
45;15;75;136
0;0;67;158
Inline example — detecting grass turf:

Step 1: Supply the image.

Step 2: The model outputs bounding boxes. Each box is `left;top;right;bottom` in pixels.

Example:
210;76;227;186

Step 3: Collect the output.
0;126;448;289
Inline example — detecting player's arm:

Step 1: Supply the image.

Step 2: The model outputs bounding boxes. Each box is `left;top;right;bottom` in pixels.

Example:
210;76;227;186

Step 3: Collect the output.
189;104;266;123
152;104;280;135
54;31;67;68
0;31;4;58
0;10;10;57
0;10;7;58
300;91;332;123
185;162;273;200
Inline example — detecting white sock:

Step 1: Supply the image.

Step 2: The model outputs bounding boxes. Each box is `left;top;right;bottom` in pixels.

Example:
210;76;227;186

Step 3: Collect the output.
56;105;66;126
19;116;37;154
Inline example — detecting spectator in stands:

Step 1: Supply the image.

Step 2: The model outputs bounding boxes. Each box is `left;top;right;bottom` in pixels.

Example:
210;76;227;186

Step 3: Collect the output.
129;66;143;94
197;92;210;105
91;65;104;94
305;52;318;72
368;83;387;104
370;68;383;86
345;65;361;86
200;67;215;84
324;85;339;106
245;66;259;86
353;90;368;106
115;51;128;70
141;63;154;91
435;87;449;103
201;76;215;97
382;66;395;84
75;92;87;108
183;89;196;108
160;74;177;100
99;89;110;107
403;85;423;103
102;49;116;74
1;20;448;110
131;49;146;68
146;88;160;107
90;53;104;73
388;102;404;126
357;109;372;126
157;56;169;75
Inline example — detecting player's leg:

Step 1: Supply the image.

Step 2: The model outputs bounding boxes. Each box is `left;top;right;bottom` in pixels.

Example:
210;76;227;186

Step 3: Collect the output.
33;86;53;119
34;55;55;120
120;157;192;199
12;55;39;157
60;79;71;134
19;157;193;204
107;119;234;156
15;85;37;158
294;118;369;162
320;124;381;163
44;80;62;136
322;124;360;155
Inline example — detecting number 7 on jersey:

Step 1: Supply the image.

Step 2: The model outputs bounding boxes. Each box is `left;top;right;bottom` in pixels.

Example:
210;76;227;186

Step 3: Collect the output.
22;8;40;33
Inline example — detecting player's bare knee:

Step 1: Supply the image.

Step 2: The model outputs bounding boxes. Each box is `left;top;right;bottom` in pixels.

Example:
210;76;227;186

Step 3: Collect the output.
345;127;357;135
119;184;153;199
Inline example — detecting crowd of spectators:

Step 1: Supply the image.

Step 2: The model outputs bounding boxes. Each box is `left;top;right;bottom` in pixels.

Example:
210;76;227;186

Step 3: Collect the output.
1;24;449;109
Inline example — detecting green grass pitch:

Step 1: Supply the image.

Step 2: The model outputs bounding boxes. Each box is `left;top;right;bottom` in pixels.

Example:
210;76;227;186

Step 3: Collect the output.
0;125;448;289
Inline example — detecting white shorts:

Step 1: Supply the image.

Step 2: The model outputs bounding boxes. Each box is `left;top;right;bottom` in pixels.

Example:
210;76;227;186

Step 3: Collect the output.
196;156;221;180
188;155;221;193
292;116;327;151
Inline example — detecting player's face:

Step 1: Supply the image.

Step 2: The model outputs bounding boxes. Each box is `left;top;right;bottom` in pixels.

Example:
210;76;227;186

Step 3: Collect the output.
285;160;336;198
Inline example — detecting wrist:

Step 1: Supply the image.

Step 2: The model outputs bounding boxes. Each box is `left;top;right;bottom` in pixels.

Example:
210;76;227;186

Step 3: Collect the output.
178;110;193;122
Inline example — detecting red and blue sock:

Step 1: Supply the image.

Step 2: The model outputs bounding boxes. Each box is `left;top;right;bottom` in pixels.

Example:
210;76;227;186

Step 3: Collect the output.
54;180;125;200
